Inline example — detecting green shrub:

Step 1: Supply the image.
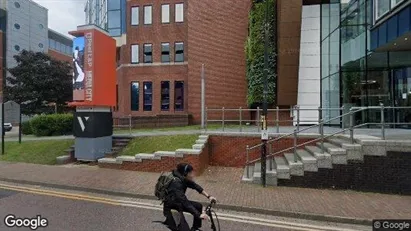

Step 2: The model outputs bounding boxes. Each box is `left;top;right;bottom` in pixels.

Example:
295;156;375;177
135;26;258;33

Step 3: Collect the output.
21;121;33;135
30;114;73;137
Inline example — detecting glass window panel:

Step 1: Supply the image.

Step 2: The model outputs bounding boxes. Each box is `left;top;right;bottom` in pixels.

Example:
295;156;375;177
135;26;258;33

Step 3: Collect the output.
329;73;340;121
143;82;153;111
108;0;121;10
392;0;405;7
175;3;184;22
321;77;330;121
109;28;121;37
108;10;121;28
174;81;184;111
162;4;170;23
144;5;152;25
161;81;170;111
375;0;390;20
131;44;139;64
321;4;330;40
329;29;340;75
341;71;367;124
144;44;152;63
367;52;389;70
321;37;329;78
175;42;184;62
161;43;170;63
131;7;139;25
330;3;340;32
341;25;366;71
131;82;140;111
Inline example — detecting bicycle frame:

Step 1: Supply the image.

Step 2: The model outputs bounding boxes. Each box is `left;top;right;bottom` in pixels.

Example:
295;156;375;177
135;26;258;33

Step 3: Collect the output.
205;201;218;231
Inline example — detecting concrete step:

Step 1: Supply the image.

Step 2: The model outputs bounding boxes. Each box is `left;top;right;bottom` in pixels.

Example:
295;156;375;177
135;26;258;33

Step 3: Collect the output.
251;163;277;186
195;139;207;145
242;165;254;183
116;156;142;163
317;142;346;155
199;135;209;140
274;156;290;179
304;146;333;168
284;153;304;176
192;144;204;150
154;151;179;157
296;149;318;172
327;138;363;161
135;154;161;160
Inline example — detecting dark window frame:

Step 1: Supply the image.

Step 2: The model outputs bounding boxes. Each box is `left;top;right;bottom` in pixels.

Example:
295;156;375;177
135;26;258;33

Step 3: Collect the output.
130;81;140;111
143;43;153;63
161;81;170;111
143;81;153;111
161;42;170;63
174;42;184;63
174;81;184;111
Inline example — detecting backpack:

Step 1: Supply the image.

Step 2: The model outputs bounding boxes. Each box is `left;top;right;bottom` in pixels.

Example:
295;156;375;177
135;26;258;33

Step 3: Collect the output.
155;172;176;202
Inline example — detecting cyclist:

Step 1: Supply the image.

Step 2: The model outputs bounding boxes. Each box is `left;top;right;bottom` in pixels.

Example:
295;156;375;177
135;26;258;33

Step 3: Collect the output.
163;163;217;231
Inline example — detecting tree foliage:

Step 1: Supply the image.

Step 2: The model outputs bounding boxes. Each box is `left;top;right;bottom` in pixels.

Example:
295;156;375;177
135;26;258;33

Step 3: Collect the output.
245;0;277;107
4;50;72;115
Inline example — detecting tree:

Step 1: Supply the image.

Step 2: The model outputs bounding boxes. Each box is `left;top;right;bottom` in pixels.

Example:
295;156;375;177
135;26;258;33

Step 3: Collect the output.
245;0;277;108
4;50;72;115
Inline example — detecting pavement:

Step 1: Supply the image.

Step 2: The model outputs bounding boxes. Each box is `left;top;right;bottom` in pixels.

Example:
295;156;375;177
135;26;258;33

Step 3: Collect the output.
0;162;409;225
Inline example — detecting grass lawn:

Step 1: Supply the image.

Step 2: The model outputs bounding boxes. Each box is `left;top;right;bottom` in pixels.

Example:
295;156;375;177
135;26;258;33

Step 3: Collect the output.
0;140;74;165
120;134;199;156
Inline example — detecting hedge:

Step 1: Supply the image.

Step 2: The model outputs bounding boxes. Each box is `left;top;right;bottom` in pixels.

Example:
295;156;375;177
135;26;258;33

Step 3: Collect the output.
21;121;33;135
29;114;73;136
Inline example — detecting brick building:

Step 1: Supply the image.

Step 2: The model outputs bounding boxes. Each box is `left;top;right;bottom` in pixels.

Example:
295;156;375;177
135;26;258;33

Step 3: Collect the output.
90;0;251;126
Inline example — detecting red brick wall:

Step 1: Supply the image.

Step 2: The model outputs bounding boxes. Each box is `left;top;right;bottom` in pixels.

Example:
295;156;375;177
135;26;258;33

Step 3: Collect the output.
187;0;250;123
99;144;209;175
48;49;71;63
209;135;315;167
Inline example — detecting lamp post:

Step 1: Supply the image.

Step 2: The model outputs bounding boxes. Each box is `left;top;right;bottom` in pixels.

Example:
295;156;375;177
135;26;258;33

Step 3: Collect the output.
260;0;270;187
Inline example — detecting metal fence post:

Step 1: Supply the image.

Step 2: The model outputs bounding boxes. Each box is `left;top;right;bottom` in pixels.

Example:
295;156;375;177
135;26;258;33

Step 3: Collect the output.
380;103;385;140
222;107;225;131
205;107;208;132
239;107;243;132
341;105;345;130
268;143;273;171
276;106;280;133
349;108;354;144
320;119;325;154
257;107;260;132
318;106;322;134
129;114;132;135
246;145;250;178
293;129;298;163
296;106;300;132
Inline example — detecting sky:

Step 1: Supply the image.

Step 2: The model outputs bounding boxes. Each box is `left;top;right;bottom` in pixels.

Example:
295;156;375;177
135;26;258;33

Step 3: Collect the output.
33;0;86;37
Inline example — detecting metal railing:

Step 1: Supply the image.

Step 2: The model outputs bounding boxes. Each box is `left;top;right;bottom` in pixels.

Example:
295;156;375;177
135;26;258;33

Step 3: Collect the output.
244;105;411;179
205;106;344;133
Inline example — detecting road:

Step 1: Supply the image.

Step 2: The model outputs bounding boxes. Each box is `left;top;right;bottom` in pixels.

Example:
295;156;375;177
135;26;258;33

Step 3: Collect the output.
0;183;369;231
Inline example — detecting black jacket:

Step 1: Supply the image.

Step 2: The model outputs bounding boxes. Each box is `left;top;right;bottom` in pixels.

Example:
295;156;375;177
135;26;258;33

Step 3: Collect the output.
166;170;204;218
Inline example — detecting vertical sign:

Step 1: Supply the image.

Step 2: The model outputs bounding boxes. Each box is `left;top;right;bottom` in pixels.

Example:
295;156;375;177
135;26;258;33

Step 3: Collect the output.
85;32;93;102
73;36;85;101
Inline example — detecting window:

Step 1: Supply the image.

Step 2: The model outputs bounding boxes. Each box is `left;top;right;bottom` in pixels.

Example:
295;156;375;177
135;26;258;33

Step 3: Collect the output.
131;7;139;25
131;44;139;64
144;44;153;63
161;81;170;111
143;82;153;111
107;0;120;10
14;2;20;8
144;5;152;25
14;23;20;29
175;3;184;22
131;82;140;111
375;0;390;20
175;42;184;62
162;4;170;23
161;43;170;63
391;0;405;8
108;0;121;37
14;45;20;51
108;10;121;28
174;81;184;111
38;43;43;48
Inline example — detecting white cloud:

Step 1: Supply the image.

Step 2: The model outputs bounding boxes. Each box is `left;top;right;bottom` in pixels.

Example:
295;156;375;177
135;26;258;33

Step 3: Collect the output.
33;0;86;37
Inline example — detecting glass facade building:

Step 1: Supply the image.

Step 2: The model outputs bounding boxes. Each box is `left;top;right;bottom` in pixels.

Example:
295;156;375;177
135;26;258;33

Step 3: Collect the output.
321;0;411;126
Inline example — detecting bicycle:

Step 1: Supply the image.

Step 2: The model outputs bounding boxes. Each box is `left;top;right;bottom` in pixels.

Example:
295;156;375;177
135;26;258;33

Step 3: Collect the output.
205;200;220;231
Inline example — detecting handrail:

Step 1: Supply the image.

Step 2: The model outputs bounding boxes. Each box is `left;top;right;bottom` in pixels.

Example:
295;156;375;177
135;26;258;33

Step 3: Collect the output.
244;105;411;179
